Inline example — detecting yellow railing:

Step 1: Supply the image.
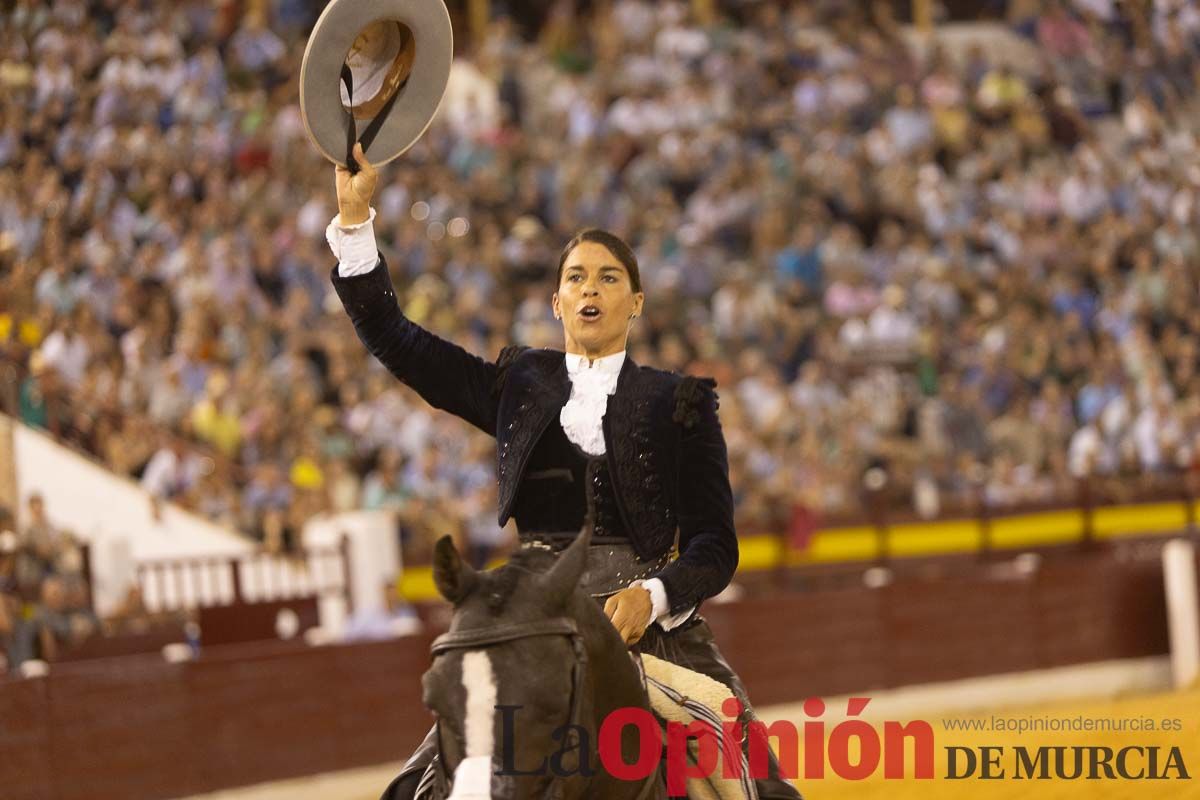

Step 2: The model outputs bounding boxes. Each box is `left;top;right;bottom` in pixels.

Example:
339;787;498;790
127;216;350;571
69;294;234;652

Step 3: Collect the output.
399;496;1200;602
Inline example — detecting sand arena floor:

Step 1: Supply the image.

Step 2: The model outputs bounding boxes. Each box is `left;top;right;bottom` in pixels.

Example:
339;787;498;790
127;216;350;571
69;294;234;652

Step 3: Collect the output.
803;684;1200;800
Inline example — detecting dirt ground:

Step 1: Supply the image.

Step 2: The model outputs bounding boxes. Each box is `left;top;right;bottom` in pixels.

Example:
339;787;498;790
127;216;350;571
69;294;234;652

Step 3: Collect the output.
800;685;1200;799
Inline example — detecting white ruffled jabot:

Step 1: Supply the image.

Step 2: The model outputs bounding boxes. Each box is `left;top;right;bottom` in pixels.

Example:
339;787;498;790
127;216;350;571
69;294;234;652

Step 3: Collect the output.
560;350;626;456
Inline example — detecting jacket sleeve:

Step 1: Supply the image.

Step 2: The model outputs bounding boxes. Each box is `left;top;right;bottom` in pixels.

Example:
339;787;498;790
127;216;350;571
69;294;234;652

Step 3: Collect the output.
655;376;739;614
330;254;502;435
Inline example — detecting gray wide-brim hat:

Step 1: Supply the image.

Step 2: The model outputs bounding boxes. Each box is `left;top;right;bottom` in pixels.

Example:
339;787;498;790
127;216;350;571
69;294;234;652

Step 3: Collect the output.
300;0;453;168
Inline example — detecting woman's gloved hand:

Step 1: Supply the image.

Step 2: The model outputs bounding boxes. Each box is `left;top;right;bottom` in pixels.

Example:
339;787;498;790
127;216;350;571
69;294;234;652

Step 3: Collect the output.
334;142;377;225
604;584;654;645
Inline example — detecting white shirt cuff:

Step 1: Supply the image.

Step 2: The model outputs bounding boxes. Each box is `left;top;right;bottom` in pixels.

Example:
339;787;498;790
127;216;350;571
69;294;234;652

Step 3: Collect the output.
326;206;380;277
636;578;695;632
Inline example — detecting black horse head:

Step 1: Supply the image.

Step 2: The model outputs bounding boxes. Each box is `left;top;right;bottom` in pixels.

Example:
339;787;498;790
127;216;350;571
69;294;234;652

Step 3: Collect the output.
423;518;660;800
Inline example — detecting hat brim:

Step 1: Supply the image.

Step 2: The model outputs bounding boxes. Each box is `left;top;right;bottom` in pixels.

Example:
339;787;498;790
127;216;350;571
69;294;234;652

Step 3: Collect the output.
300;0;453;168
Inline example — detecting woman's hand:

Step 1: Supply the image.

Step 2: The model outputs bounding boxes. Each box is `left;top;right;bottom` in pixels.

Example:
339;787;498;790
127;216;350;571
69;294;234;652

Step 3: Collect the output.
335;143;378;225
604;585;654;645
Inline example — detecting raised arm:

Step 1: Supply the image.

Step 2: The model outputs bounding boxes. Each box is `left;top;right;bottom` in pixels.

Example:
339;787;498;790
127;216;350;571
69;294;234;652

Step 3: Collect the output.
328;145;501;435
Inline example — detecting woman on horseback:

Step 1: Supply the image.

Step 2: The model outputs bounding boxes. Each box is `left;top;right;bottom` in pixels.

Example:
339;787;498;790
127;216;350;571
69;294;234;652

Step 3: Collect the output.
329;145;801;800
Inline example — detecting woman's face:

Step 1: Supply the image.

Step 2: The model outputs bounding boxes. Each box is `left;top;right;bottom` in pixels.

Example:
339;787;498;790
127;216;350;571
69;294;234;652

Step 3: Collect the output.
552;241;644;357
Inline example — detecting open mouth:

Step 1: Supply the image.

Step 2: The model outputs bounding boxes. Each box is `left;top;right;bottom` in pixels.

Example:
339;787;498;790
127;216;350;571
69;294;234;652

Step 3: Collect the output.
578;305;603;321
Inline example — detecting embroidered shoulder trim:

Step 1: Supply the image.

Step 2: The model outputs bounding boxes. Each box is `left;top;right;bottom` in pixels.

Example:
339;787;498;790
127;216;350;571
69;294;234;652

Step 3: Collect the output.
493;345;530;398
672;375;718;429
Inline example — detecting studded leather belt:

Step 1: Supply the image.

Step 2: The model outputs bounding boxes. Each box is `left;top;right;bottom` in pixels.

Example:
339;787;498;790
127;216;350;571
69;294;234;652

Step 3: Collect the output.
519;534;671;598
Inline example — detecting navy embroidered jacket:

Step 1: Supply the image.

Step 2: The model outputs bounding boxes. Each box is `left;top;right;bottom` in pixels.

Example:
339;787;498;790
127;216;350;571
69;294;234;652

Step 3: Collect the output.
331;256;738;615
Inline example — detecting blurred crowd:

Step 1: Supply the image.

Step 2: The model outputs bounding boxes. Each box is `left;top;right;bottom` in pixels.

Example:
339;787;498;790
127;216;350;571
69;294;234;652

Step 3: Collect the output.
0;494;98;670
4;0;1200;564
0;492;168;671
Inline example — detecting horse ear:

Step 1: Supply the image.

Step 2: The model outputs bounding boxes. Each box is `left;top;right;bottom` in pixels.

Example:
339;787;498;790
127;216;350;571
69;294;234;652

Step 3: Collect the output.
433;535;477;604
540;509;593;606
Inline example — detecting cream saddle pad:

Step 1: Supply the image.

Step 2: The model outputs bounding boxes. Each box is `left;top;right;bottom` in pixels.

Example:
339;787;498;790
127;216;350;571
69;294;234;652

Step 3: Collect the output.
638;653;759;800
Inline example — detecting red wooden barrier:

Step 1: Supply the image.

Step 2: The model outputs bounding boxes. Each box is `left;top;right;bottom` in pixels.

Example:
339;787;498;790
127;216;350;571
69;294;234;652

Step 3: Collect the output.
0;538;1180;799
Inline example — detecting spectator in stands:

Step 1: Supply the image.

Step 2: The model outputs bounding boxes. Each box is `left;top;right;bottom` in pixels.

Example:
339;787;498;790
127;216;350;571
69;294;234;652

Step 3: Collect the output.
325;456;363;514
29;573;95;662
18;492;73;594
361;447;408;511
140;433;204;504
0;530;23;670
242;461;294;544
17;351;57;431
189;370;242;458
3;0;1200;556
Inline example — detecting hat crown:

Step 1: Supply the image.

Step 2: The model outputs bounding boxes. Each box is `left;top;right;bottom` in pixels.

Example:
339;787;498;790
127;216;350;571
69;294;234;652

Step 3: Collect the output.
300;0;453;167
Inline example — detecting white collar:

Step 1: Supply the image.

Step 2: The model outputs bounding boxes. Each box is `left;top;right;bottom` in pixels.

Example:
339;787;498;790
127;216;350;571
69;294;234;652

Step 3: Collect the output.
564;350;626;378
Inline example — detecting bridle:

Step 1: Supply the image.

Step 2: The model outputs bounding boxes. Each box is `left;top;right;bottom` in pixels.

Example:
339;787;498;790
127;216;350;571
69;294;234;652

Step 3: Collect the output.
429;617;660;800
430;618;587;800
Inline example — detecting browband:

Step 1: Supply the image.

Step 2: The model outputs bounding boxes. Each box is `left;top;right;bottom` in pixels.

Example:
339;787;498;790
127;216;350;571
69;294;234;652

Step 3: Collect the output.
430;618;580;656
